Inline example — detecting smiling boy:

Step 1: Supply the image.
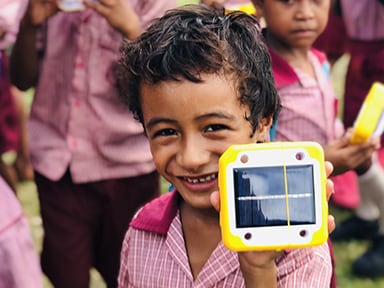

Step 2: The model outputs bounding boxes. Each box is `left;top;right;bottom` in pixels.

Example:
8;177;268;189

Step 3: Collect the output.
117;4;334;287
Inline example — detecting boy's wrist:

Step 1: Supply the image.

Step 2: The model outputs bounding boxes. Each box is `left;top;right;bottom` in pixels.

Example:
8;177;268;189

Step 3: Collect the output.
239;256;277;288
118;8;141;40
119;20;141;40
241;264;277;288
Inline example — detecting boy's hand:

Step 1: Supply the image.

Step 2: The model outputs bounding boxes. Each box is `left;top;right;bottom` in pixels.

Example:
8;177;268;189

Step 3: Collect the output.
23;0;58;27
210;161;334;287
238;250;279;288
212;188;281;286
84;0;141;39
211;161;336;233
324;135;378;175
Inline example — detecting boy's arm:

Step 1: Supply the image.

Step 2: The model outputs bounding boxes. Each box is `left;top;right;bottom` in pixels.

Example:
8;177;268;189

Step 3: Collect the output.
85;0;177;40
10;17;39;90
239;252;278;288
84;0;141;40
10;0;57;91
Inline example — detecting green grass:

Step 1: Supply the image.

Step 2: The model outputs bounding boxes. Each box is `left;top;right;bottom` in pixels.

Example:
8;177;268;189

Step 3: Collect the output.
178;0;199;5
17;181;107;288
330;205;384;288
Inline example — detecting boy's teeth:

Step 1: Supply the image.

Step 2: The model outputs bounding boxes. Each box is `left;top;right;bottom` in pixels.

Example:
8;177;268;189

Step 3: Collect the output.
185;173;216;183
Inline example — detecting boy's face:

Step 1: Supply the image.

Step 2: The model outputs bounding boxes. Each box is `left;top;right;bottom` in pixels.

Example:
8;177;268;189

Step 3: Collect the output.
140;74;270;209
255;0;330;51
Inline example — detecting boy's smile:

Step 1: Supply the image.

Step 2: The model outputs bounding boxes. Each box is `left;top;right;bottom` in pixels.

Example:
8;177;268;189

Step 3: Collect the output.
140;74;264;210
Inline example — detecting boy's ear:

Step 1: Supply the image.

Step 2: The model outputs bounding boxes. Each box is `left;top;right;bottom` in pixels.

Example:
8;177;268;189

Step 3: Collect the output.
255;116;273;142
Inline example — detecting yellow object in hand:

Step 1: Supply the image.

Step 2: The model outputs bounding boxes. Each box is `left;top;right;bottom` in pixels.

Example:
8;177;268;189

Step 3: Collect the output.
350;82;384;144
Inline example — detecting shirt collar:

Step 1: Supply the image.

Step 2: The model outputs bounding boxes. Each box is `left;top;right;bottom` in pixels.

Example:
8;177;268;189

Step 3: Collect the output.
268;48;300;89
130;190;179;234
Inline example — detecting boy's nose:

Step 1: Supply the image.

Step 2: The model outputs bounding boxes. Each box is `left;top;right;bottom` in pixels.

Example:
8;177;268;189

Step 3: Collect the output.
177;136;210;172
296;1;315;20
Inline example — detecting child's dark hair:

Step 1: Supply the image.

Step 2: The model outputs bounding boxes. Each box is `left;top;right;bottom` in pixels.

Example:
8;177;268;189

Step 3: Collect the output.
118;4;280;135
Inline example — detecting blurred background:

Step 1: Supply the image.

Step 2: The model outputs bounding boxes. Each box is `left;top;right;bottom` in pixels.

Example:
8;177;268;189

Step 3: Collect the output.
13;0;384;287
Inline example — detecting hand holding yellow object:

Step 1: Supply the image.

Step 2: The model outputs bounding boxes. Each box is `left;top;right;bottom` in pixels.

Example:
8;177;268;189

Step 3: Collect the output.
350;82;384;144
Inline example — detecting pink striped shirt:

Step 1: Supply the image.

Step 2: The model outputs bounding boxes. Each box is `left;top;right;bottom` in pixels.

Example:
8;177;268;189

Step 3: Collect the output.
118;191;332;287
270;46;359;222
0;0;27;49
0;177;42;287
271;49;344;145
29;0;176;183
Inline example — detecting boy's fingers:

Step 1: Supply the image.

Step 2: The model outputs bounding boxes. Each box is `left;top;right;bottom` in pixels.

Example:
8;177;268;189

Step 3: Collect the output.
84;0;108;14
328;215;335;234
325;161;335;234
325;161;333;177
210;190;220;211
326;177;334;201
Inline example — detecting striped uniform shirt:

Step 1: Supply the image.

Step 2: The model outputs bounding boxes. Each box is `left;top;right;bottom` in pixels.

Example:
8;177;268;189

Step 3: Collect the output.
271;49;344;145
0;177;42;287
0;0;28;50
269;46;359;221
27;0;176;183
118;191;332;287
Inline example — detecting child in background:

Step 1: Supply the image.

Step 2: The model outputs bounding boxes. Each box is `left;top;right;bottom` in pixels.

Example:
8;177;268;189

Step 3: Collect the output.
117;5;335;287
252;0;384;279
340;0;384;151
0;50;19;193
10;0;176;286
0;175;42;287
333;0;384;278
0;0;30;193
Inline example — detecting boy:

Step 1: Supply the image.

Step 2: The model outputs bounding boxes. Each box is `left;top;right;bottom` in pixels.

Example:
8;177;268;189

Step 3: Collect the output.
118;5;335;287
253;0;384;278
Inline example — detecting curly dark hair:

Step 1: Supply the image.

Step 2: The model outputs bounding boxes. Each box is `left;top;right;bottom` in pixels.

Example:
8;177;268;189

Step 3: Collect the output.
118;4;280;135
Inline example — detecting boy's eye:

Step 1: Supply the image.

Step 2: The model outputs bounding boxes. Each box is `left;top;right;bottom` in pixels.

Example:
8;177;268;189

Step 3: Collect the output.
153;128;177;137
205;124;228;132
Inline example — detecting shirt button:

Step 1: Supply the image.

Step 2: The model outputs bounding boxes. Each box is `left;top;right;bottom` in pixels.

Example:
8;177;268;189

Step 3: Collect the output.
74;99;80;108
69;138;78;149
75;57;84;69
